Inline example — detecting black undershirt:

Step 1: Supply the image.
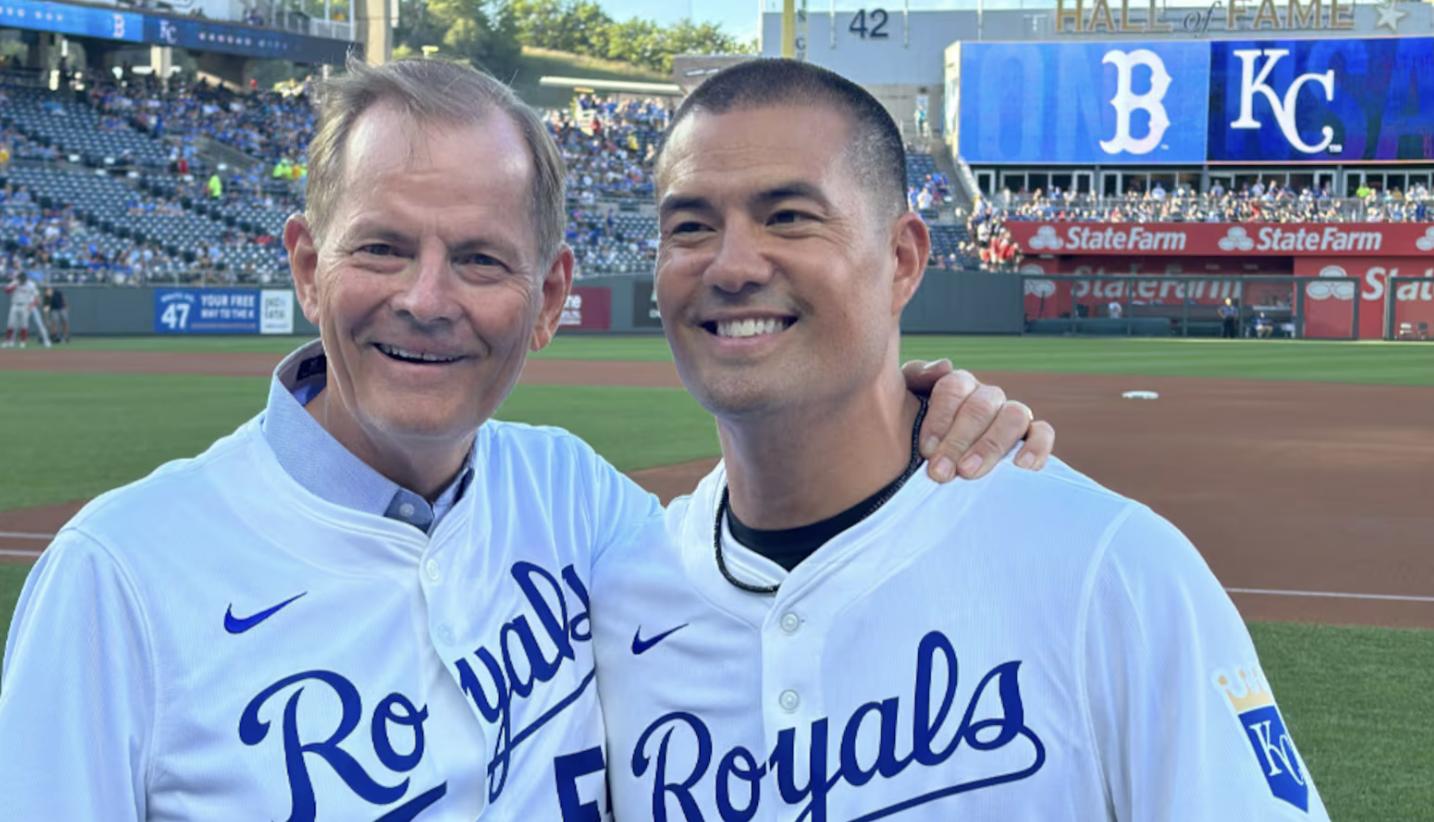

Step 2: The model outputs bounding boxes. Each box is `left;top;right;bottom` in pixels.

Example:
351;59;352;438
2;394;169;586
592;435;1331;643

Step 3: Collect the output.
725;398;928;572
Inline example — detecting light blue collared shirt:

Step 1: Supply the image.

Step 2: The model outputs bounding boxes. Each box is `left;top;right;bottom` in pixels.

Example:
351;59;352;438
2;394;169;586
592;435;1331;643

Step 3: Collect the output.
260;341;473;533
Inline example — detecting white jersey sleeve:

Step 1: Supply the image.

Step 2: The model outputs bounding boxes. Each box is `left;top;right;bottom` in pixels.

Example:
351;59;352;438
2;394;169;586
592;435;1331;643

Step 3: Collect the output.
0;528;155;820
573;433;663;566
1082;505;1329;821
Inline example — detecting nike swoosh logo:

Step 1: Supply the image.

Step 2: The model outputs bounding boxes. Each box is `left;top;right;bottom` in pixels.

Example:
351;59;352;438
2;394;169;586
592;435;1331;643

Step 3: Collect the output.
225;592;307;634
632;623;688;655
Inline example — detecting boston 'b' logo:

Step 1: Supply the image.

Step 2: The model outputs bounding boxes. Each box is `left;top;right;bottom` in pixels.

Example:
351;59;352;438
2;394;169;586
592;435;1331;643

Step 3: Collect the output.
1214;665;1309;812
1100;49;1171;156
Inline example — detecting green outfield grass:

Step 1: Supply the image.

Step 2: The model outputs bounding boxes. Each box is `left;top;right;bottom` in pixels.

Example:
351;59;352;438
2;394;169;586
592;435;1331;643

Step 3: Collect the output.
0;564;25;640
1249;621;1434;817
499;385;715;471
53;334;1434;385
0;372;717;510
533;334;1434;385
0;373;270;509
58;336;314;353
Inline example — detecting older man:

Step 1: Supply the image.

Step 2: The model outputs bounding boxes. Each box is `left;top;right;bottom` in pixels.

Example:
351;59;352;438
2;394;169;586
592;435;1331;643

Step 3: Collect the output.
0;60;1049;819
592;59;1328;821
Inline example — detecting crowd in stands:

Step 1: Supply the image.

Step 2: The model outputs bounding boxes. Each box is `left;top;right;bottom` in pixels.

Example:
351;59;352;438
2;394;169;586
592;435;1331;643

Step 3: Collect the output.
946;178;1434;272
937;198;1019;273
543;95;670;274
993;179;1433;224
907;171;953;212
15;66;1434;286
1;184;182;284
88;73;315;171
3;73;1025;281
547;94;667;205
566;208;659;275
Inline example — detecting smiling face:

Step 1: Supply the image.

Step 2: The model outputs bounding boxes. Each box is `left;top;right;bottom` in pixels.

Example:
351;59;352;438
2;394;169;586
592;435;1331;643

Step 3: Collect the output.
655;104;926;421
285;102;571;464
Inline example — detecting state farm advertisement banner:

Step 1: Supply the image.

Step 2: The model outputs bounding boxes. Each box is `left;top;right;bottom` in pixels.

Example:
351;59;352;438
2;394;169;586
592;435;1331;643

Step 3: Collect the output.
1007;222;1434;257
1293;258;1434;340
1018;260;1277;323
558;286;612;331
1019;257;1287;322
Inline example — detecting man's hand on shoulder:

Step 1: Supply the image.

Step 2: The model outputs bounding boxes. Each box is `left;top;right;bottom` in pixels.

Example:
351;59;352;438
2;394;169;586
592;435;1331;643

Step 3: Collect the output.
902;359;1055;482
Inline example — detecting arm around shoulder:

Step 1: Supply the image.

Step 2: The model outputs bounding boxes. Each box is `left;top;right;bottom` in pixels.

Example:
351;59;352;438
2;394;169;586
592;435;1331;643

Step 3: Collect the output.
0;528;156;819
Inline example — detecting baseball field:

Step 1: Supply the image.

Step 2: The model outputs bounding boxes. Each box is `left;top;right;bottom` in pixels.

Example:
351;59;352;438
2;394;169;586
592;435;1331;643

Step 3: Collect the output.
1;333;1431;817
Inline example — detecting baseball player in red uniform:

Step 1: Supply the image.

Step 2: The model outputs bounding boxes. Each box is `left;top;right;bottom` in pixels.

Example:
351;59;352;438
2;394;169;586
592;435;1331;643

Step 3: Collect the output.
3;271;48;348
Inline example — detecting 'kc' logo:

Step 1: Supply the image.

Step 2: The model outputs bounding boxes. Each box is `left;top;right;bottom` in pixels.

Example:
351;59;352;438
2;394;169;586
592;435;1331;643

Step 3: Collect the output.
1229;49;1336;154
1100;49;1171;156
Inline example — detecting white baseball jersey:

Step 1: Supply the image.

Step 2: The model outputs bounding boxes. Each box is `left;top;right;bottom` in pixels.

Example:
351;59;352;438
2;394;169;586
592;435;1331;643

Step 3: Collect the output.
6;279;38;324
0;415;661;819
593;456;1328;821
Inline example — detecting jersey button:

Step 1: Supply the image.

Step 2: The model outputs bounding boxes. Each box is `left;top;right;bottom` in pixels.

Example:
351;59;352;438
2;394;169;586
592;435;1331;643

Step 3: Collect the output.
436;624;455;645
779;689;800;713
424;559;442;583
779;612;801;634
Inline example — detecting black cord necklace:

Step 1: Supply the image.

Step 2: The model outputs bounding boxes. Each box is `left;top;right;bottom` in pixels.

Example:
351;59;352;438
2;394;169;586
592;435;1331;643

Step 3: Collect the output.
713;397;930;595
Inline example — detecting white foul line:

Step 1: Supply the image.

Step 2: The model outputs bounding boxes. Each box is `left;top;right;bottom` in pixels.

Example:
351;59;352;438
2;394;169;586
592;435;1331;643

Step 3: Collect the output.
0;548;43;559
1227;587;1434;604
0;531;53;541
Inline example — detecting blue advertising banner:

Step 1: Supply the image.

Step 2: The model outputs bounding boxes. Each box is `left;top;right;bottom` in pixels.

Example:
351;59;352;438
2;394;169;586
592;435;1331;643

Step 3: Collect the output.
0;0;354;63
154;288;261;334
145;15;353;64
0;0;143;42
1208;37;1434;162
959;42;1210;165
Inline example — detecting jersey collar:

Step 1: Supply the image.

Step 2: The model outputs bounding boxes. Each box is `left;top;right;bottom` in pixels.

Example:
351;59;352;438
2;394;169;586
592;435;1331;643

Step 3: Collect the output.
261;339;474;534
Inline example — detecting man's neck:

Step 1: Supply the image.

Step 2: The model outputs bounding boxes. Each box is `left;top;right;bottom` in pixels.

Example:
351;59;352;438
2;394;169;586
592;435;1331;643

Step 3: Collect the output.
306;387;471;502
719;373;921;531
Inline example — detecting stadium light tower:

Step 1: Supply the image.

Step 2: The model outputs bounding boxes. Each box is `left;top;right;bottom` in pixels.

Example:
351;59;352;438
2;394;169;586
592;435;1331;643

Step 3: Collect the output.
780;0;808;61
782;0;796;57
356;0;394;65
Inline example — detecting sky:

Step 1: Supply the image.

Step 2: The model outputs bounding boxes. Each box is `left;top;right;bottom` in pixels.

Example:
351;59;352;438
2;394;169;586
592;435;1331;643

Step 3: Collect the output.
594;0;765;42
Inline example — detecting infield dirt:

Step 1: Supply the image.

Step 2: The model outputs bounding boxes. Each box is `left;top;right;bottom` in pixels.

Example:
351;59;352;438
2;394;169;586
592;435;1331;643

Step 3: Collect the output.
3;348;1431;629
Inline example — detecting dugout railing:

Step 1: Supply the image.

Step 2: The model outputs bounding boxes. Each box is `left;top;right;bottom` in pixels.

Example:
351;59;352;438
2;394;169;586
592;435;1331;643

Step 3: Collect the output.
1018;274;1396;341
1387;277;1434;341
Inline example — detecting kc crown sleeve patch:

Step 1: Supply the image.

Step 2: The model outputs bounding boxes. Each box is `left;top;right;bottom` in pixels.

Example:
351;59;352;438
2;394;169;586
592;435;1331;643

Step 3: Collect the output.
1212;664;1310;813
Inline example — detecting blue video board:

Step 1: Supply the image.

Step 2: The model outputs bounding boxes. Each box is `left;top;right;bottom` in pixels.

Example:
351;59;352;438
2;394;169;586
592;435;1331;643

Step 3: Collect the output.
154;288;261;335
144;16;353;64
958;41;1210;165
1208;37;1434;162
0;0;353;63
0;0;143;42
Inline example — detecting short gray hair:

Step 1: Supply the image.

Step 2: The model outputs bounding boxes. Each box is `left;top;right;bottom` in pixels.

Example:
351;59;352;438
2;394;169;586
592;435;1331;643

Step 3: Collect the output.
305;57;566;265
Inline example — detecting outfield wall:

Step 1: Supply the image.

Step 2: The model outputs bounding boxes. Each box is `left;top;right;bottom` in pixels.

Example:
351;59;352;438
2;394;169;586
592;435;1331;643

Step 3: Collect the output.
0;286;319;336
0;272;1026;337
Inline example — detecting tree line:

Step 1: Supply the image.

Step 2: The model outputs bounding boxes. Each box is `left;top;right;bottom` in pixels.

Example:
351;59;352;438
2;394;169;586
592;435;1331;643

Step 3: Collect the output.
393;0;752;79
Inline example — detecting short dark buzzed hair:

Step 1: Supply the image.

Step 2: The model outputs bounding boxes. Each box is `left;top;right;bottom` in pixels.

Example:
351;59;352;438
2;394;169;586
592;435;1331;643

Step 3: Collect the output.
660;59;908;218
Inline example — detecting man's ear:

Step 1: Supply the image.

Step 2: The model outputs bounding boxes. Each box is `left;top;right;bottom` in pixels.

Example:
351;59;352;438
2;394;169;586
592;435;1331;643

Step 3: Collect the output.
284;214;322;325
890;211;930;316
531;244;576;352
